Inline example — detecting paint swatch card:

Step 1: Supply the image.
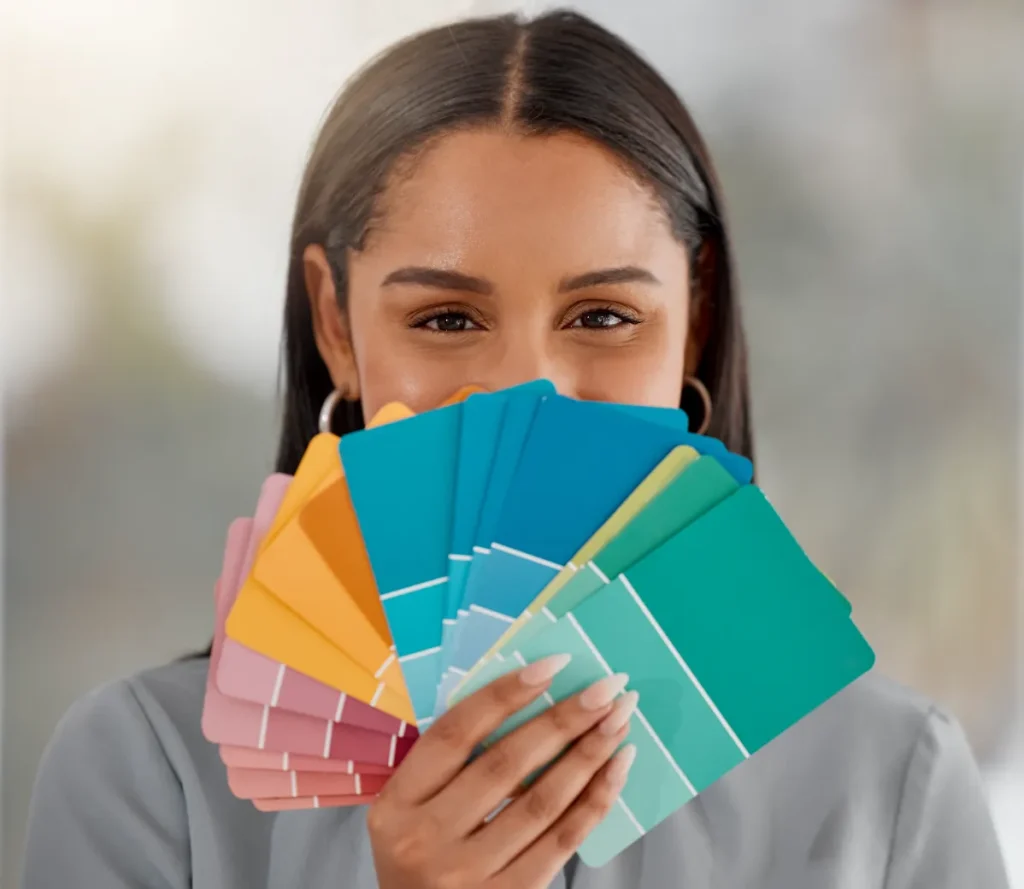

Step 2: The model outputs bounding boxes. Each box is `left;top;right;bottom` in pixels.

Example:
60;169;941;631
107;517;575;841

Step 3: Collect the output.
215;528;413;734
339;402;464;725
224;435;414;722
469;445;699;673
219;746;395;775
436;380;556;711
447;395;754;680
462;454;743;685
205;381;873;845
227;767;390;801
202;494;414;813
442;386;552;692
203;506;415;761
253;473;406;694
463;484;873;867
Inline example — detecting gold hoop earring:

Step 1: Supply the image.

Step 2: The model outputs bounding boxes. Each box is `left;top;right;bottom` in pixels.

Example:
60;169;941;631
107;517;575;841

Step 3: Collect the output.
318;387;348;434
682;376;713;435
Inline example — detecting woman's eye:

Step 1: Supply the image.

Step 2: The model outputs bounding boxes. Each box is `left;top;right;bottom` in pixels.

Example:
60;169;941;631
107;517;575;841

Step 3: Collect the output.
421;312;479;332
570;310;629;329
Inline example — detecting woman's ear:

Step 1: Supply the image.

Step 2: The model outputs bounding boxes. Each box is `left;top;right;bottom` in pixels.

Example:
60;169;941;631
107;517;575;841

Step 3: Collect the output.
304;244;360;400
684;241;716;376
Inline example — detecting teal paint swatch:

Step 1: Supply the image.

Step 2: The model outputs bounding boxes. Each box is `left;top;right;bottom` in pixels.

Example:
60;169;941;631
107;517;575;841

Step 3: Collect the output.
474;484;873;868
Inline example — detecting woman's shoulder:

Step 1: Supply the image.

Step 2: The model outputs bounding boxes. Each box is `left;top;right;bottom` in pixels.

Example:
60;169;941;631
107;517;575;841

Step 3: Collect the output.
21;657;273;889
27;655;226;816
606;671;1008;889
807;668;948;754
731;669;983;809
52;655;215;777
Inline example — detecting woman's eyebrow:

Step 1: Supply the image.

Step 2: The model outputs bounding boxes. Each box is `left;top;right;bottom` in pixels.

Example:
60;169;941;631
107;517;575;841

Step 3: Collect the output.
559;266;660;291
380;265;659;294
380;267;493;294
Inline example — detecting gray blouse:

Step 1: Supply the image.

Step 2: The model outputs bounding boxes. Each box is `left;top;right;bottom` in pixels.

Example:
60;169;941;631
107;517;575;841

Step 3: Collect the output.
20;658;1009;888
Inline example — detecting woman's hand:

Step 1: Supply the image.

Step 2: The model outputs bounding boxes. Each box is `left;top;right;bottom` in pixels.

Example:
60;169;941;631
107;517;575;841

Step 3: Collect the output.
367;655;639;889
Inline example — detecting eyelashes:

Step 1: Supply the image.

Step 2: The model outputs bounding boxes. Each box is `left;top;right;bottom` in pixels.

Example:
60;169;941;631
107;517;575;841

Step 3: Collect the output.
408;304;642;334
566;306;641;330
408;306;486;333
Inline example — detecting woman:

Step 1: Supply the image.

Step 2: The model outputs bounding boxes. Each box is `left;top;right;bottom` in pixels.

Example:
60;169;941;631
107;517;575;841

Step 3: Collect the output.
21;10;1007;889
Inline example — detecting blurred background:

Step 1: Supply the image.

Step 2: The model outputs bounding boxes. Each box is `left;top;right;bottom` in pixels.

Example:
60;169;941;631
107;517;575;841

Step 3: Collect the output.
2;0;1021;884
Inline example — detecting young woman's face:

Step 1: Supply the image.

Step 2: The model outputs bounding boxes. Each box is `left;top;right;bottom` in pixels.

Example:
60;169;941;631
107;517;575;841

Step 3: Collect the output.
307;127;699;420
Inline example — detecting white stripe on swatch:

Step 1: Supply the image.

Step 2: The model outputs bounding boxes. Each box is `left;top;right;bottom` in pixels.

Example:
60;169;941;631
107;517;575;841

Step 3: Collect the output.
565;612;697;795
617;797;644;835
322;720;334;758
271;664;286;707
469;603;516;623
619;575;749;758
491;542;563;572
374;652;397;679
399;645;442;663
258;706;270;750
380;576;448;600
370;682;385;707
631;707;697;795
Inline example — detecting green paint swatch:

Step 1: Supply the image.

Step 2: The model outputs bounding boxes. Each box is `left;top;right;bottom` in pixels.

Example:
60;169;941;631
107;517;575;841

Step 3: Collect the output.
475;483;872;868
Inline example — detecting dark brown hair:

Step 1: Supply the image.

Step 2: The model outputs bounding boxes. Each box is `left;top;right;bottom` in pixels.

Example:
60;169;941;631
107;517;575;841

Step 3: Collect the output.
185;8;754;662
275;8;754;473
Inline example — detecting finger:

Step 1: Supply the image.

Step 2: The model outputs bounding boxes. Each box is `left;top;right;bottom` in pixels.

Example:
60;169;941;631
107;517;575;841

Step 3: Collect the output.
381;654;572;804
494;743;637;889
465;691;638;866
431;673;631;835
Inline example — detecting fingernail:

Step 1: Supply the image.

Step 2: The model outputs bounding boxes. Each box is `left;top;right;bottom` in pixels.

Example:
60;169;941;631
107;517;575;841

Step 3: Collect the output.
579;673;629;710
607;743;637;785
519;653;572;686
598;690;639;735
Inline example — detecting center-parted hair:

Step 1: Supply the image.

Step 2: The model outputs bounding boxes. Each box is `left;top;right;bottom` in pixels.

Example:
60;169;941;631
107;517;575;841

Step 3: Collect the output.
277;8;753;473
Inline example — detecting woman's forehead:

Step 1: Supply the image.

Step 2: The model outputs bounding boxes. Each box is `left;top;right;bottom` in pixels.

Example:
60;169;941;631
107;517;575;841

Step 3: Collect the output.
361;127;682;274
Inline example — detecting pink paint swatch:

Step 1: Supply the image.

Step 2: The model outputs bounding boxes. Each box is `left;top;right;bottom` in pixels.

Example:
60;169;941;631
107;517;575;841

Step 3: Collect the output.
226;766;389;800
211;474;416;739
216;638;412;736
200;476;414;767
219;745;393;775
253;794;376;812
203;689;412;764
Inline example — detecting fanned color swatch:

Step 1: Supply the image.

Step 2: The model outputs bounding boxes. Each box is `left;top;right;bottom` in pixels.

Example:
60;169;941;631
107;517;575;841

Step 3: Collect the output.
202;383;874;866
